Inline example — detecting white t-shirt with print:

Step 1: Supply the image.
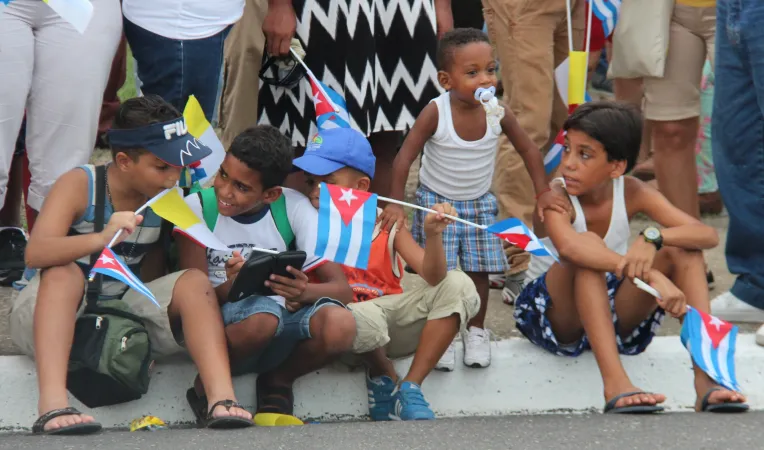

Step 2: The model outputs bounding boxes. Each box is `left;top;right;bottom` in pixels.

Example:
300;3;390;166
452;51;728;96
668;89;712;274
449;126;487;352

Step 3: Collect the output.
184;188;325;306
122;0;244;40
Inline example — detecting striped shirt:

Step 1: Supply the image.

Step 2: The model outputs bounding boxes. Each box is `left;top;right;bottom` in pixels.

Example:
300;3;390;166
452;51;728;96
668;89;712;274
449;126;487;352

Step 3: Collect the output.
69;165;162;299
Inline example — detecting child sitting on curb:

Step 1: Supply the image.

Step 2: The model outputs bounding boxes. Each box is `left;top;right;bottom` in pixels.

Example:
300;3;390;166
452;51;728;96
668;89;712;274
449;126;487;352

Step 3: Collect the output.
293;127;480;421
11;95;252;434
515;101;748;414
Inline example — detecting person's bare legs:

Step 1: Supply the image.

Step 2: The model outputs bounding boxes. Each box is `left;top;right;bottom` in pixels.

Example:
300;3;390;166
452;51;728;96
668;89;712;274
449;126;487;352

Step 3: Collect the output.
368;131;401;198
544;238;665;409
169;269;251;420
651;118;701;218
365;347;397;380
34;263;96;432
403;315;459;385
466;272;489;329
614;77;653;169
615;247;747;408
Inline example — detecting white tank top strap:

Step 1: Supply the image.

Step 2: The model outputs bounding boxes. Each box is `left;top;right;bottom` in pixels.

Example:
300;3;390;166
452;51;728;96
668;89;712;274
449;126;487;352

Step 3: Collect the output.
430;94;449;142
568;195;588;233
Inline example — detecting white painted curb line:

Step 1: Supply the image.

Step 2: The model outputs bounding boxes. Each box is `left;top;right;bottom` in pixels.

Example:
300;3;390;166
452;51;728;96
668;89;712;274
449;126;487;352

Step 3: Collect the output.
1;335;762;431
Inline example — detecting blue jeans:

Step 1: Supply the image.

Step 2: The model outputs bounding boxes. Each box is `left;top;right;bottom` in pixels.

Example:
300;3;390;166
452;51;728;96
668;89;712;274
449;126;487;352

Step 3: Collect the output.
221;295;346;376
713;0;764;309
123;19;231;122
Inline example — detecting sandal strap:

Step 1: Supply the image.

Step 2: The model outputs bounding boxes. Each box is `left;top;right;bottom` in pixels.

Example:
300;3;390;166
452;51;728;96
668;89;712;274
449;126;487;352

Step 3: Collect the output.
701;387;724;411
207;399;245;420
32;407;83;433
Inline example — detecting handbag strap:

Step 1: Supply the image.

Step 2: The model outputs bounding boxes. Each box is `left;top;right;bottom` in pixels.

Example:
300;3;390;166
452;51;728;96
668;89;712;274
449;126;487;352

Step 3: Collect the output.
85;165;107;309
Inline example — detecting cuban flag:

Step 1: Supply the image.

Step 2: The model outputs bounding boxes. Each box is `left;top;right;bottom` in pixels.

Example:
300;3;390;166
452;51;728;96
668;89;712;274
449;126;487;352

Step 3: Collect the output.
308;75;350;130
89;247;160;308
485;218;558;261
588;0;621;38
314;183;377;270
680;306;741;392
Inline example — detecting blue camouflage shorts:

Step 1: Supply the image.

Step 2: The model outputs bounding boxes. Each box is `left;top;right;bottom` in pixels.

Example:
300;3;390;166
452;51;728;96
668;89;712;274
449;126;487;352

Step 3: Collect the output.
514;271;665;357
412;185;507;273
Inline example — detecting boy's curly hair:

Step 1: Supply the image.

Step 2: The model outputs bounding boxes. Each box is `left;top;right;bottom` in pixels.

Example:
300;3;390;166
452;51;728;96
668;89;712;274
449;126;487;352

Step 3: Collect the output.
437;28;491;71
228;125;294;190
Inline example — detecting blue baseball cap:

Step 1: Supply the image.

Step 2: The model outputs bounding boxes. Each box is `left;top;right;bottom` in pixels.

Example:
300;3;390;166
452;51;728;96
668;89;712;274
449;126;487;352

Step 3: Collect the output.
292;128;376;179
106;117;212;167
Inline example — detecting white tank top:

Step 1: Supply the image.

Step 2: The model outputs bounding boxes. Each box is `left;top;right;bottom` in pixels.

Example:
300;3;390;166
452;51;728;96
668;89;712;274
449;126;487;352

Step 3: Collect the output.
418;92;501;201
525;177;631;281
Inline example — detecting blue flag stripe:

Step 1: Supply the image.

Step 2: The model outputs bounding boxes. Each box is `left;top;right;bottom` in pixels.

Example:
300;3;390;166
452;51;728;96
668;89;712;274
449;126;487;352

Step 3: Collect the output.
315;186;331;258
91;267;159;306
354;194;378;270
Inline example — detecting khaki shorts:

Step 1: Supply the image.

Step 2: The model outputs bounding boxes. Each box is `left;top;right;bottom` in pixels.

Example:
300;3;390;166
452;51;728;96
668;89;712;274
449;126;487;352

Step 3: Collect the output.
347;271;480;359
10;270;189;360
644;3;716;121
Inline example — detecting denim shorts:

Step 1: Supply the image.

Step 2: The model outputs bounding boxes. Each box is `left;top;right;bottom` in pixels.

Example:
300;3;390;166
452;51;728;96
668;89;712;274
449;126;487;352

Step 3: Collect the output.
221;295;345;375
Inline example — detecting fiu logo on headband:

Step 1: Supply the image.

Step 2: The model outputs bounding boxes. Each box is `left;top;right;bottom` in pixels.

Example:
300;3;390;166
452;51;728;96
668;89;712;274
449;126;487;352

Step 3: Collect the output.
163;120;189;140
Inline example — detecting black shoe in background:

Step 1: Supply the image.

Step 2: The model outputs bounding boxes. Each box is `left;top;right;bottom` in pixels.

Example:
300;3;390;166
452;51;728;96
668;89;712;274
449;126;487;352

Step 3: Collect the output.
0;228;27;286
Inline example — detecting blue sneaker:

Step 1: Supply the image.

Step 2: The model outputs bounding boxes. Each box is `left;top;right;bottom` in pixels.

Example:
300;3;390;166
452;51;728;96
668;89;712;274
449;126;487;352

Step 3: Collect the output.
366;374;396;421
390;381;435;421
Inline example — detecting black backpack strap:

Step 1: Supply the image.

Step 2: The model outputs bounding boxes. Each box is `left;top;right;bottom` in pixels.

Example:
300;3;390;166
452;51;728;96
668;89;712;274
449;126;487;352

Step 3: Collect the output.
86;165;107;310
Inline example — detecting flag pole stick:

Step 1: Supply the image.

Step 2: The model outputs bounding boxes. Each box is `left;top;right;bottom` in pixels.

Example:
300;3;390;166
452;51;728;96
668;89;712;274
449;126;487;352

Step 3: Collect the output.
378;196;486;230
583;0;594;96
634;277;692;312
566;0;574;53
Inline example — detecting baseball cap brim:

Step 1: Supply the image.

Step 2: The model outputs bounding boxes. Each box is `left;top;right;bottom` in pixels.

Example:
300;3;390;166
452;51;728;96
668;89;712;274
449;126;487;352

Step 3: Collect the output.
292;153;346;176
147;134;213;167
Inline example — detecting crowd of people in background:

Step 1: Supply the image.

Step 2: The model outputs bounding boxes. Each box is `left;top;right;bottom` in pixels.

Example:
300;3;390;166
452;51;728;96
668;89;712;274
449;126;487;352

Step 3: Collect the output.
0;0;762;435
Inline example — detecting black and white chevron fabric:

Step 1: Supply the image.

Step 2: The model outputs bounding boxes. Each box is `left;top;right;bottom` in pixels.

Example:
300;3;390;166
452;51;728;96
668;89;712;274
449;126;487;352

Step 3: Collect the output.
258;0;443;147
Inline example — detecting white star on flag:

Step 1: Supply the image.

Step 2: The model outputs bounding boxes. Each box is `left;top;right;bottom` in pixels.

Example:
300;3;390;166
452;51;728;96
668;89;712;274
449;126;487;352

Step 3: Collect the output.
708;316;725;331
98;254;115;265
313;92;322;106
339;188;358;206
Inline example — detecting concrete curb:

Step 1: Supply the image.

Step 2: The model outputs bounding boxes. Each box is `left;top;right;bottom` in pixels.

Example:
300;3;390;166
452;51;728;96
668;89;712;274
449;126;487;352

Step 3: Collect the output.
1;335;762;431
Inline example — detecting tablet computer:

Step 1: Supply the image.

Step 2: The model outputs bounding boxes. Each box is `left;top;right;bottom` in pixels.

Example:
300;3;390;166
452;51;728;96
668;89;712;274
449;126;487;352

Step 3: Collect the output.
227;250;307;302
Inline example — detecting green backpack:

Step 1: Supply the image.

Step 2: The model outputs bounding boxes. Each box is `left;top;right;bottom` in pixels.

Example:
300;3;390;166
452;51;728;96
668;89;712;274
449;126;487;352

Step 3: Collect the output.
67;165;153;408
197;187;296;250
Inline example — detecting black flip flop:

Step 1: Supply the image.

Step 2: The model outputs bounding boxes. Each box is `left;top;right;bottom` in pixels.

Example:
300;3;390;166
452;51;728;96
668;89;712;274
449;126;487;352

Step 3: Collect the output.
32;407;103;435
256;375;294;415
701;387;749;413
185;388;254;429
604;391;664;414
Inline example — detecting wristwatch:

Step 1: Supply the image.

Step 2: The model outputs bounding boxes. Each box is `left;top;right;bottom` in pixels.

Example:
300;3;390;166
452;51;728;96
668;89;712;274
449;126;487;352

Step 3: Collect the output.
640;226;663;251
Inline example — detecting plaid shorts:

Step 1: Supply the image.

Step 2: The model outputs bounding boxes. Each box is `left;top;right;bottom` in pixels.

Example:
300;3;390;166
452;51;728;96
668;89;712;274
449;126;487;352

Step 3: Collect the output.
514;271;665;357
412;186;507;273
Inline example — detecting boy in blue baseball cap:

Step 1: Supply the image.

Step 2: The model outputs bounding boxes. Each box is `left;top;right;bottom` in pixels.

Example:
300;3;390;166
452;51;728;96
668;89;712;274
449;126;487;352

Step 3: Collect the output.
12;95;253;434
293;127;480;421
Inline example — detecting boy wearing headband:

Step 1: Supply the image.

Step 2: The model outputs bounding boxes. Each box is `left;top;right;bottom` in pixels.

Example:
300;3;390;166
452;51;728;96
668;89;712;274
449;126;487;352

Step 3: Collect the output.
10;95;253;434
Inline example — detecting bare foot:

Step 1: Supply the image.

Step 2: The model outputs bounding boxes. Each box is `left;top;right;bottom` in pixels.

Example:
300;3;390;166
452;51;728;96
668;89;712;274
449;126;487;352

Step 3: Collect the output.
39;408;97;432
207;398;253;421
694;374;747;411
605;384;666;410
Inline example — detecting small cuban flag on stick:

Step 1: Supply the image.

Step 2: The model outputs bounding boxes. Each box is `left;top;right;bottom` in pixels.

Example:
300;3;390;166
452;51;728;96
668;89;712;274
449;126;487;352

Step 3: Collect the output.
289;48;351;131
90;247;160;308
633;278;743;393
315;183;378;270
485;218;559;261
316;183;557;269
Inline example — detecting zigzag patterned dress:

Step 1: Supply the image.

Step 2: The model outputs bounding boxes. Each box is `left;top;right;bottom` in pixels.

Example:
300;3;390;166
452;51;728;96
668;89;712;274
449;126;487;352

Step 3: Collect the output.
257;0;443;147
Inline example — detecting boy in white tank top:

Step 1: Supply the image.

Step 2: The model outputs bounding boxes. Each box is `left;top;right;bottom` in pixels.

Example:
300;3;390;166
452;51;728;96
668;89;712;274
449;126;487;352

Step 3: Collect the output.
381;29;569;369
515;102;748;414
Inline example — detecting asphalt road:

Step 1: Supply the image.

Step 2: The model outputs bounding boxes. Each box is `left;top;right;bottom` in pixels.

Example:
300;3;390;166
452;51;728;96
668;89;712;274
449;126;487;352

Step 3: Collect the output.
1;413;760;450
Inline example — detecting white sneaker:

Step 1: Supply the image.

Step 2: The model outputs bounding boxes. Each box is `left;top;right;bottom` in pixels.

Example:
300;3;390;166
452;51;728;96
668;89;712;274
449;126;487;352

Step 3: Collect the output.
488;274;505;289
463;327;491;368
434;340;456;372
757;325;764;347
710;291;764;323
